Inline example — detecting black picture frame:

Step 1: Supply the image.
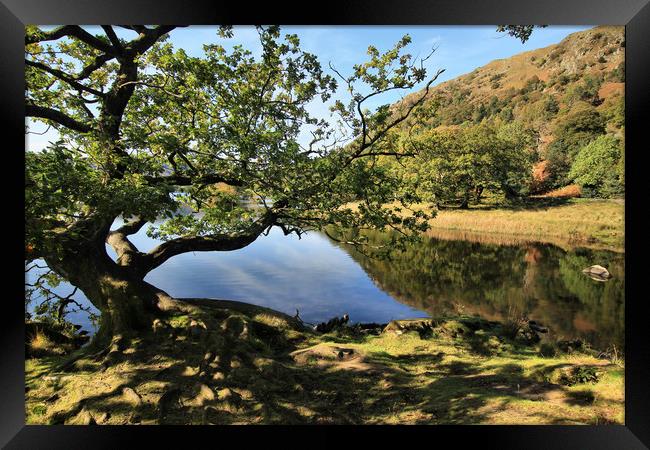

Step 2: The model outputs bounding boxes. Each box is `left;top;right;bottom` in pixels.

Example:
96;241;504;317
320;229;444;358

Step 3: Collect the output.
2;0;648;447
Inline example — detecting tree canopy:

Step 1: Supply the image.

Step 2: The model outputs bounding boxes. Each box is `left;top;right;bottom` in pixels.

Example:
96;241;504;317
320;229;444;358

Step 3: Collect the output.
25;25;443;333
392;121;536;208
568;134;624;198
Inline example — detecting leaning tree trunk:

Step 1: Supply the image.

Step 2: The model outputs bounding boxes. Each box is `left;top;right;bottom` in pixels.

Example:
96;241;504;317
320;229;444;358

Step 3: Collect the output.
38;211;268;356
42;218;170;351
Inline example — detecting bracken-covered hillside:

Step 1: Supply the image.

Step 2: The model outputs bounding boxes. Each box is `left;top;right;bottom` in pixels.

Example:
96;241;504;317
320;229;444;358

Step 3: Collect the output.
396;26;624;196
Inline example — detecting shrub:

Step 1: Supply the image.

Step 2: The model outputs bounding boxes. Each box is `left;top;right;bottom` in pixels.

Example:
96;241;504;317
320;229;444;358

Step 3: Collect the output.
539;342;557;357
608;61;625;82
559;366;600;386
569;134;624;198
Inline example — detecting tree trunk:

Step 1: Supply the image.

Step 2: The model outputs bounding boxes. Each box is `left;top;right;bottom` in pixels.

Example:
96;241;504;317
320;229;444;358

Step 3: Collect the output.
38;213;261;354
475;185;484;203
43;219;168;350
459;193;470;209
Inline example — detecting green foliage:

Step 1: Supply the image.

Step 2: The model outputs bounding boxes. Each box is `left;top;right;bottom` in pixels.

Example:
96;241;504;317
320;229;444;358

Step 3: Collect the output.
544;108;607;189
568;135;624;198
543;95;559;116
560;366;600;386
564;73;603;106
398;122;536;206
607;61;625;82
519;75;545;95
26;26;440;267
26;142;174;253
496;25;547;44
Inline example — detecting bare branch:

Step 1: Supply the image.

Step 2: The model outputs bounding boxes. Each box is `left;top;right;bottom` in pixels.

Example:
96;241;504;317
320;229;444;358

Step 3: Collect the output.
112;217;148;236
101;25;123;53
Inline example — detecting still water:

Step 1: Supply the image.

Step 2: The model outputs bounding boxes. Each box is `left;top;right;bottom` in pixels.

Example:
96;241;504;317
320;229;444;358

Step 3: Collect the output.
27;222;625;351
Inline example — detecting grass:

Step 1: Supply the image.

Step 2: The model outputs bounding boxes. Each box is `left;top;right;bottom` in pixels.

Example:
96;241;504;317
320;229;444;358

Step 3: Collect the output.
28;331;68;358
388;198;624;252
25;301;624;425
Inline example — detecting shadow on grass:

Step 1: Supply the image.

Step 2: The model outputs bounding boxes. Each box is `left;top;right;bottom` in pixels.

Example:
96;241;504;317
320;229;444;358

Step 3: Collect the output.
440;197;573;212
25;305;623;425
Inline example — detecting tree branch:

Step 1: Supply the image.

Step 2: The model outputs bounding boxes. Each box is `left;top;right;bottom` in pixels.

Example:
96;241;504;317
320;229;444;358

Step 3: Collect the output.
140;210;278;273
127;25;180;56
26;25;78;45
77;53;114;80
25;59;105;97
348;68;445;164
144;173;244;187
26;104;92;133
112;217;148;236
26;25;117;55
101;25;124;54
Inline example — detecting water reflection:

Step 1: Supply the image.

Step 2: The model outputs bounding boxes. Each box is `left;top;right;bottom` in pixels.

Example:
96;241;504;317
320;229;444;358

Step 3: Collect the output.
338;230;625;351
26;222;624;351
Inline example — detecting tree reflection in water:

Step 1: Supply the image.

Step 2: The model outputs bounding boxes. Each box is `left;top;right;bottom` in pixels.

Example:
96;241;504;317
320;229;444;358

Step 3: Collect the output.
335;230;624;351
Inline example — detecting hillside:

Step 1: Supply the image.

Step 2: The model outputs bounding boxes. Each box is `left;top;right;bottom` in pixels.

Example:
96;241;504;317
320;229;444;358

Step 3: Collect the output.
395;26;625;197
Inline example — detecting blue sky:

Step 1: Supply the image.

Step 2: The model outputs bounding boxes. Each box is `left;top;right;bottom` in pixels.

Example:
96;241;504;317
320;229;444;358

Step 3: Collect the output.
27;25;592;150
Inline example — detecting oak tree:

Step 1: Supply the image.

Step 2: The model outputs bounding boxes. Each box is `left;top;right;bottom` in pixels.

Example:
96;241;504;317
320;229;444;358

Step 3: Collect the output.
25;25;441;349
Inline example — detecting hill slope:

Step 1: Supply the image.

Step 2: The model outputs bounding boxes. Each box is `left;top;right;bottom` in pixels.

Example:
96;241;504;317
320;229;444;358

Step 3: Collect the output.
396;26;625;196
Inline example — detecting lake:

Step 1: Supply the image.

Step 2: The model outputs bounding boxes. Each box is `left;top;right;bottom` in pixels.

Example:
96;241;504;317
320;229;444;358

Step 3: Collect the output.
26;222;625;351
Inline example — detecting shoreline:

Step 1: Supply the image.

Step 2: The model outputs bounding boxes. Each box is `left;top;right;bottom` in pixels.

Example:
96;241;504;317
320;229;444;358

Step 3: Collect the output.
26;298;624;425
423;225;624;253
414;198;624;253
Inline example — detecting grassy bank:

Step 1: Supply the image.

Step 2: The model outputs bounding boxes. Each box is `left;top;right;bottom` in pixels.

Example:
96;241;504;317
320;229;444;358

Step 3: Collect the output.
26;300;623;425
398;198;624;252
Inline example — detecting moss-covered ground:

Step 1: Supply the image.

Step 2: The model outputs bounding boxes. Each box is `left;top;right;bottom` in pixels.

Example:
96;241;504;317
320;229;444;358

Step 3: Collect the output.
25;299;623;425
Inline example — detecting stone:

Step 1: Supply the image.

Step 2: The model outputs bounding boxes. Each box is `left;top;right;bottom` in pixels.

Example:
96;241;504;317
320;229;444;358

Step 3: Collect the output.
122;387;143;408
75;407;96;425
582;265;612;281
383;319;437;336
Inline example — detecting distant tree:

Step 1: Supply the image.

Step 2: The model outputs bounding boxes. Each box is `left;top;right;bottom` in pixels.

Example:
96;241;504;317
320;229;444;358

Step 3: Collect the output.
568;135;624;198
545;108;606;188
401;122;535;208
543;95;559;116
606;61;625;83
565;73;603;106
499;106;514;122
